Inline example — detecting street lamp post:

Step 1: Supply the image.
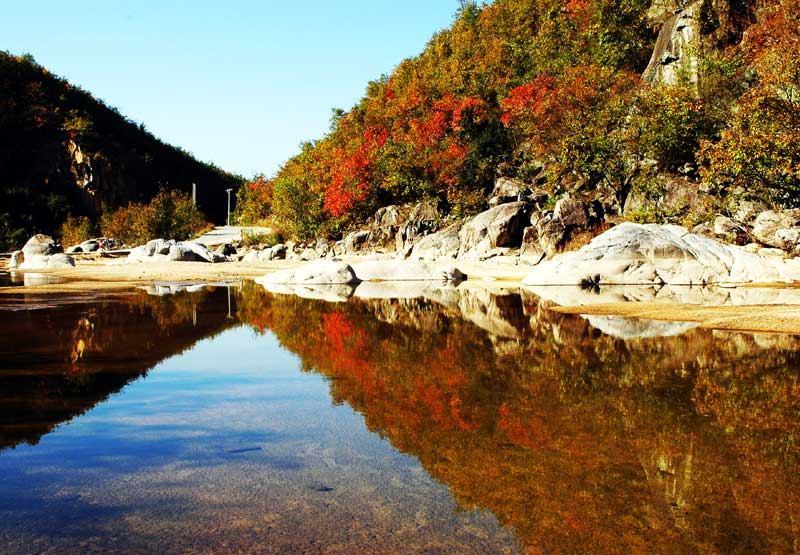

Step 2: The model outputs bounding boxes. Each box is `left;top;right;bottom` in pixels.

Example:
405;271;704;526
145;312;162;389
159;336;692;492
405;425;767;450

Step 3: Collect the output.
225;188;233;227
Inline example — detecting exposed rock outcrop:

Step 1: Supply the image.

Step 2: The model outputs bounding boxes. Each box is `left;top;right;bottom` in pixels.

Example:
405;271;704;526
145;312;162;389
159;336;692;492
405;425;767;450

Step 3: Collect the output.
522;223;800;286
643;2;700;86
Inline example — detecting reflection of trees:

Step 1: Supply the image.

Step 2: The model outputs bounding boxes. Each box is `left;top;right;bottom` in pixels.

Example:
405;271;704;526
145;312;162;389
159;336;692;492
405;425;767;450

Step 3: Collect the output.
236;283;800;554
0;288;237;451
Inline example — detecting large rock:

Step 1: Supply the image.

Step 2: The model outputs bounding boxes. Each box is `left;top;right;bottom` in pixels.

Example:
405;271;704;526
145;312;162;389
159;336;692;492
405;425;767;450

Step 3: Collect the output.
344;230;370;253
19;252;75;270
181;241;225;263
459;201;531;255
128;239;225;263
395;201;439;251
553;197;589;229
522;222;800;286
713;216;750;245
752;210;800;247
409;223;461;259
22;234;59;258
256;260;360;285
351;260;465;283
8;251;24;269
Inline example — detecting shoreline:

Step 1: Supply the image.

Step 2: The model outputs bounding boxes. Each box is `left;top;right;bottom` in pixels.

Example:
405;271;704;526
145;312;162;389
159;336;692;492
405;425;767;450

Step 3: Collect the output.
3;258;800;334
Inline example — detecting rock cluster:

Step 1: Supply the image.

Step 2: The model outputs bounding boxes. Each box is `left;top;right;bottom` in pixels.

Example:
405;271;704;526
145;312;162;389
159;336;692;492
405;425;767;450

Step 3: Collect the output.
127;239;227;263
9;234;75;270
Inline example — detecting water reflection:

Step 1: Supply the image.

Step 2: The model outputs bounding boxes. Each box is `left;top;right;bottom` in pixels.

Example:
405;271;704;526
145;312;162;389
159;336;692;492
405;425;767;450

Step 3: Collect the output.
0;283;798;554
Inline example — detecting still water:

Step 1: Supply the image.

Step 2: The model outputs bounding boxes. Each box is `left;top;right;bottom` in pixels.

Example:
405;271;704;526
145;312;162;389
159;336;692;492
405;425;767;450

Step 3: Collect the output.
0;283;798;554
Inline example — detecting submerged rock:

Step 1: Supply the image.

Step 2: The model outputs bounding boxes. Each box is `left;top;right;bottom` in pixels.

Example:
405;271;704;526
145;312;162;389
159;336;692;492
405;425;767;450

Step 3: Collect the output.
522;222;800;286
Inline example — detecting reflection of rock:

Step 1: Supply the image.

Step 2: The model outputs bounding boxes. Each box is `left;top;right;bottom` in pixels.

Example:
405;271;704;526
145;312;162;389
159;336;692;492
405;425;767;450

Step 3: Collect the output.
522;223;800;286
583;315;699;339
260;282;355;302
457;289;529;339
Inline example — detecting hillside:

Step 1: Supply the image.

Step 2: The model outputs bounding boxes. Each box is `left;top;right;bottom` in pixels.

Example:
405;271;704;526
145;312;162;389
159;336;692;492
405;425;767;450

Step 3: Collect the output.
237;0;799;243
0;52;242;251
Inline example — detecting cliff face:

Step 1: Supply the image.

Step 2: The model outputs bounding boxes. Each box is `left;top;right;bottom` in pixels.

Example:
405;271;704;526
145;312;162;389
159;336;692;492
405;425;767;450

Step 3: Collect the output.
0;52;242;251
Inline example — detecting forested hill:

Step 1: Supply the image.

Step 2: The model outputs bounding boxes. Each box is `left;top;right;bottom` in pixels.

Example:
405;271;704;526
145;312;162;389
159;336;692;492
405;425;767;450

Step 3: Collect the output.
237;0;799;241
0;52;242;251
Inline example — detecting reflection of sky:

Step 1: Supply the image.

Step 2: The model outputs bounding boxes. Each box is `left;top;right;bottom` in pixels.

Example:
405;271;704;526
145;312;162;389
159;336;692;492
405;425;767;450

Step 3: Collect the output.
0;325;517;554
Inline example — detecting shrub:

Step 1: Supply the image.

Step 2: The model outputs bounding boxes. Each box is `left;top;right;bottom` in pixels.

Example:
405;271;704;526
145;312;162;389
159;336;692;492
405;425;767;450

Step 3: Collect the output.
241;228;284;247
101;190;210;246
59;215;96;247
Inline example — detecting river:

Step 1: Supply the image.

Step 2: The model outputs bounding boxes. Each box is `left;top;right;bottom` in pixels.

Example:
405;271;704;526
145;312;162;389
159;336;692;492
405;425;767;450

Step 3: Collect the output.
0;282;798;554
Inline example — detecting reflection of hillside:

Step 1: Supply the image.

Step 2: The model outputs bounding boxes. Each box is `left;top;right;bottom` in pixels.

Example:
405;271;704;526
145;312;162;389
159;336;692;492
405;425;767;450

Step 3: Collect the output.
0;288;237;451
237;283;800;554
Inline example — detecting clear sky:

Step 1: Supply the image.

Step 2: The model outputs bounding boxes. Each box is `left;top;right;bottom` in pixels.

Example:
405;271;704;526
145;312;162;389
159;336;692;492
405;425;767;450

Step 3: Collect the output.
1;1;460;178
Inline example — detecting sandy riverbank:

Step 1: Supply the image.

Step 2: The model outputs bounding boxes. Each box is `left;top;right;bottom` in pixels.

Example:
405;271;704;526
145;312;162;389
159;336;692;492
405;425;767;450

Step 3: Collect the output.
3;257;800;334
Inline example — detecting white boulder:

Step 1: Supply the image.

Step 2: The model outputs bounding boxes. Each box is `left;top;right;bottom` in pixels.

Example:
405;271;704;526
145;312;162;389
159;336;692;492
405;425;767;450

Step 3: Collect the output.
256;260;359;285
522;223;800;287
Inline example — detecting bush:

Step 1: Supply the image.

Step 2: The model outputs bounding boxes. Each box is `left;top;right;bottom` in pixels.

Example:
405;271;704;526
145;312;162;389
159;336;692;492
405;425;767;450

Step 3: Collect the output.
60;215;96;247
101;190;210;246
241;228;284;247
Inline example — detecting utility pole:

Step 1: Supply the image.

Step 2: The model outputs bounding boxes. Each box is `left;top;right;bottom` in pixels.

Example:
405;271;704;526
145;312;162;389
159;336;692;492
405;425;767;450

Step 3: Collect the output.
226;188;233;227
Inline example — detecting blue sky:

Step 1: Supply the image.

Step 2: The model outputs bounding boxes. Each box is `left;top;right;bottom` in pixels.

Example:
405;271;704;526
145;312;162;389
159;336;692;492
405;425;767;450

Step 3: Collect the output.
1;1;460;178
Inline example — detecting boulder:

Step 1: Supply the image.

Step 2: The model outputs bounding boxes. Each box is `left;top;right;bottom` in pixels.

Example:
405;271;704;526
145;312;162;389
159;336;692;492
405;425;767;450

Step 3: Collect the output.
776;228;800;253
179;241;225;263
553;197;588;229
270;244;287;260
128;239;224;263
535;213;567;256
256;260;360;285
395;201;439;251
459;201;531;255
492;177;530;199
215;243;237;256
9;250;24;269
344;230;371;253
167;244;198;262
19;252;75;270
409;223;461;259
733;199;769;224
22;234;59;258
519;226;546;261
522;222;800;286
351;260;466;283
298;247;320;261
44;253;75;269
713;216;750;245
752;210;800;247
